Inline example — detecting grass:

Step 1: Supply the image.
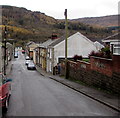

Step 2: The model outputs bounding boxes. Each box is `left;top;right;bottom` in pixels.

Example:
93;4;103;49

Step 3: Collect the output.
82;58;90;62
59;75;65;78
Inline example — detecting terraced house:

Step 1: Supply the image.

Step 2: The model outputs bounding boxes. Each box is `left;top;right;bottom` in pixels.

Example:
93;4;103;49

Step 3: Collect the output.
102;33;120;55
26;41;39;60
47;32;100;73
0;41;2;73
33;34;58;70
0;41;13;74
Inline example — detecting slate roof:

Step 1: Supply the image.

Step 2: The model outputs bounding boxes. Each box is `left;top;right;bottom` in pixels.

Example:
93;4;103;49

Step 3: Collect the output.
94;41;104;50
103;33;120;41
48;36;65;47
89;38;103;44
26;41;35;46
39;39;58;48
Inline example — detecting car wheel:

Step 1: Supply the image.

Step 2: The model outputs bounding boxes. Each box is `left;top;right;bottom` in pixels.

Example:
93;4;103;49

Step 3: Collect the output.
5;98;8;110
9;85;12;96
2;97;9;112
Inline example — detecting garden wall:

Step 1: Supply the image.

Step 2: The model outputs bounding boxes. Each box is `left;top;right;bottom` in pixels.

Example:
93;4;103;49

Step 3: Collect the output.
90;56;113;77
60;57;120;94
112;55;120;73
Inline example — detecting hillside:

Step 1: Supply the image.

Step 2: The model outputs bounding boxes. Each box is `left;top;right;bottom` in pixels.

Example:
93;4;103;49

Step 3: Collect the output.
71;15;118;27
1;5;59;41
1;5;116;46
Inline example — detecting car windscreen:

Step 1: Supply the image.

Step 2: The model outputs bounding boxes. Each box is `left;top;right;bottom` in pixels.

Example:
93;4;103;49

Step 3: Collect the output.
26;56;30;60
28;63;34;66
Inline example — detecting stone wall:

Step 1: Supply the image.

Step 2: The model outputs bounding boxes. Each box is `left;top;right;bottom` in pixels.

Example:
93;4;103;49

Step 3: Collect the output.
61;58;120;94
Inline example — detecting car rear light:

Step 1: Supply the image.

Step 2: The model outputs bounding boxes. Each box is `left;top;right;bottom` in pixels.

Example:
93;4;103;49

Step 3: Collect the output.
0;95;6;101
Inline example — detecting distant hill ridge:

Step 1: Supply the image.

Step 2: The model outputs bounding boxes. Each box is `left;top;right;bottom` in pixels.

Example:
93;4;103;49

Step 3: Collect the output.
1;5;118;28
71;15;118;27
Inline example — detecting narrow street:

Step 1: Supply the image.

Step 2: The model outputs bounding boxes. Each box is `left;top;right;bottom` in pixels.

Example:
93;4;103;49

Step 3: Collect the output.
6;51;118;116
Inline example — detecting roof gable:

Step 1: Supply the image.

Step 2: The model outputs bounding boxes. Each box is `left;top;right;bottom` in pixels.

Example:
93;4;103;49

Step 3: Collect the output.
28;43;39;48
49;32;95;48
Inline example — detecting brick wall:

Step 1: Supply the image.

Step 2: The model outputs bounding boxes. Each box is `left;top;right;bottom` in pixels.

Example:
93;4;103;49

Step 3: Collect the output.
90;56;113;77
61;59;120;94
112;55;120;73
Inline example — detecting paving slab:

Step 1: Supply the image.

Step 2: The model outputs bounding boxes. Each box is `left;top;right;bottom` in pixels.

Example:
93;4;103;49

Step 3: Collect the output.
6;61;13;77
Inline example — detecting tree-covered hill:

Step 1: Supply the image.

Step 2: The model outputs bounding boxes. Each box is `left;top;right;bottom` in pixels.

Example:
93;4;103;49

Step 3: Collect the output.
1;5;116;46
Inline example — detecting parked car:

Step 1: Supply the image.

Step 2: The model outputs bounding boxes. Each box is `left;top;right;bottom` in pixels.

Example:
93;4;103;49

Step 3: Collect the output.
22;50;25;54
14;52;18;58
25;60;31;65
25;56;30;60
27;62;36;70
0;73;12;112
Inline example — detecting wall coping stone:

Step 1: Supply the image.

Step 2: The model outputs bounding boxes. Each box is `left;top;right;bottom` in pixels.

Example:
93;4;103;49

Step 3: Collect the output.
77;60;90;65
68;60;77;64
90;56;112;61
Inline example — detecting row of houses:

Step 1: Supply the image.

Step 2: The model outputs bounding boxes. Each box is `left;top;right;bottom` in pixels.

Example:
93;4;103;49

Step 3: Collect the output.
26;32;105;73
102;33;120;55
26;32;120;74
0;41;13;73
0;42;2;73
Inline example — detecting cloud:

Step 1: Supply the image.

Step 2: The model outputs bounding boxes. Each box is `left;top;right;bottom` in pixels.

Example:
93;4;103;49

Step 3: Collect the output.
0;0;119;19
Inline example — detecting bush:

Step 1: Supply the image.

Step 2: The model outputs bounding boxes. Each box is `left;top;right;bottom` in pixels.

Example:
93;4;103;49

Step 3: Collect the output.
95;52;104;57
89;51;96;58
101;47;111;58
89;51;103;58
73;55;82;61
89;48;112;59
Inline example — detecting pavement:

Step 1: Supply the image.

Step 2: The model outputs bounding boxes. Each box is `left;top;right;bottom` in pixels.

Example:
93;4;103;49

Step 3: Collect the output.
6;60;13;78
36;65;120;113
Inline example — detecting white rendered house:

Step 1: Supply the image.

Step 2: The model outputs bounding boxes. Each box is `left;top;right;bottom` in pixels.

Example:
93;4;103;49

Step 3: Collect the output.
47;32;98;73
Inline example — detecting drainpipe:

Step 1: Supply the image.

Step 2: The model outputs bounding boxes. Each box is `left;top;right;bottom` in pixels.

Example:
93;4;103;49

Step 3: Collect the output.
52;48;54;74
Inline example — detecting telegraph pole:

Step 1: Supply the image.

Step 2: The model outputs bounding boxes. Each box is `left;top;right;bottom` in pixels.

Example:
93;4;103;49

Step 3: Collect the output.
4;26;7;75
65;9;68;79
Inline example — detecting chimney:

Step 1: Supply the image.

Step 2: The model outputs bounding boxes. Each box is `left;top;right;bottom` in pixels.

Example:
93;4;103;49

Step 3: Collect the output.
51;33;58;40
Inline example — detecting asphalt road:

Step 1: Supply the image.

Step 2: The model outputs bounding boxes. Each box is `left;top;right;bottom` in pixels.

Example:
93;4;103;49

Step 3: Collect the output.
6;51;119;116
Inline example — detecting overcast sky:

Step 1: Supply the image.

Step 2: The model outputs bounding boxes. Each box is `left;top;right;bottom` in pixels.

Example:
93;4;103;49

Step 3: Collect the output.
0;0;119;19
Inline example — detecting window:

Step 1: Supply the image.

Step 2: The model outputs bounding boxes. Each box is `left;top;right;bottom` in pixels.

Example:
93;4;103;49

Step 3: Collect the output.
113;44;120;55
50;49;52;59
